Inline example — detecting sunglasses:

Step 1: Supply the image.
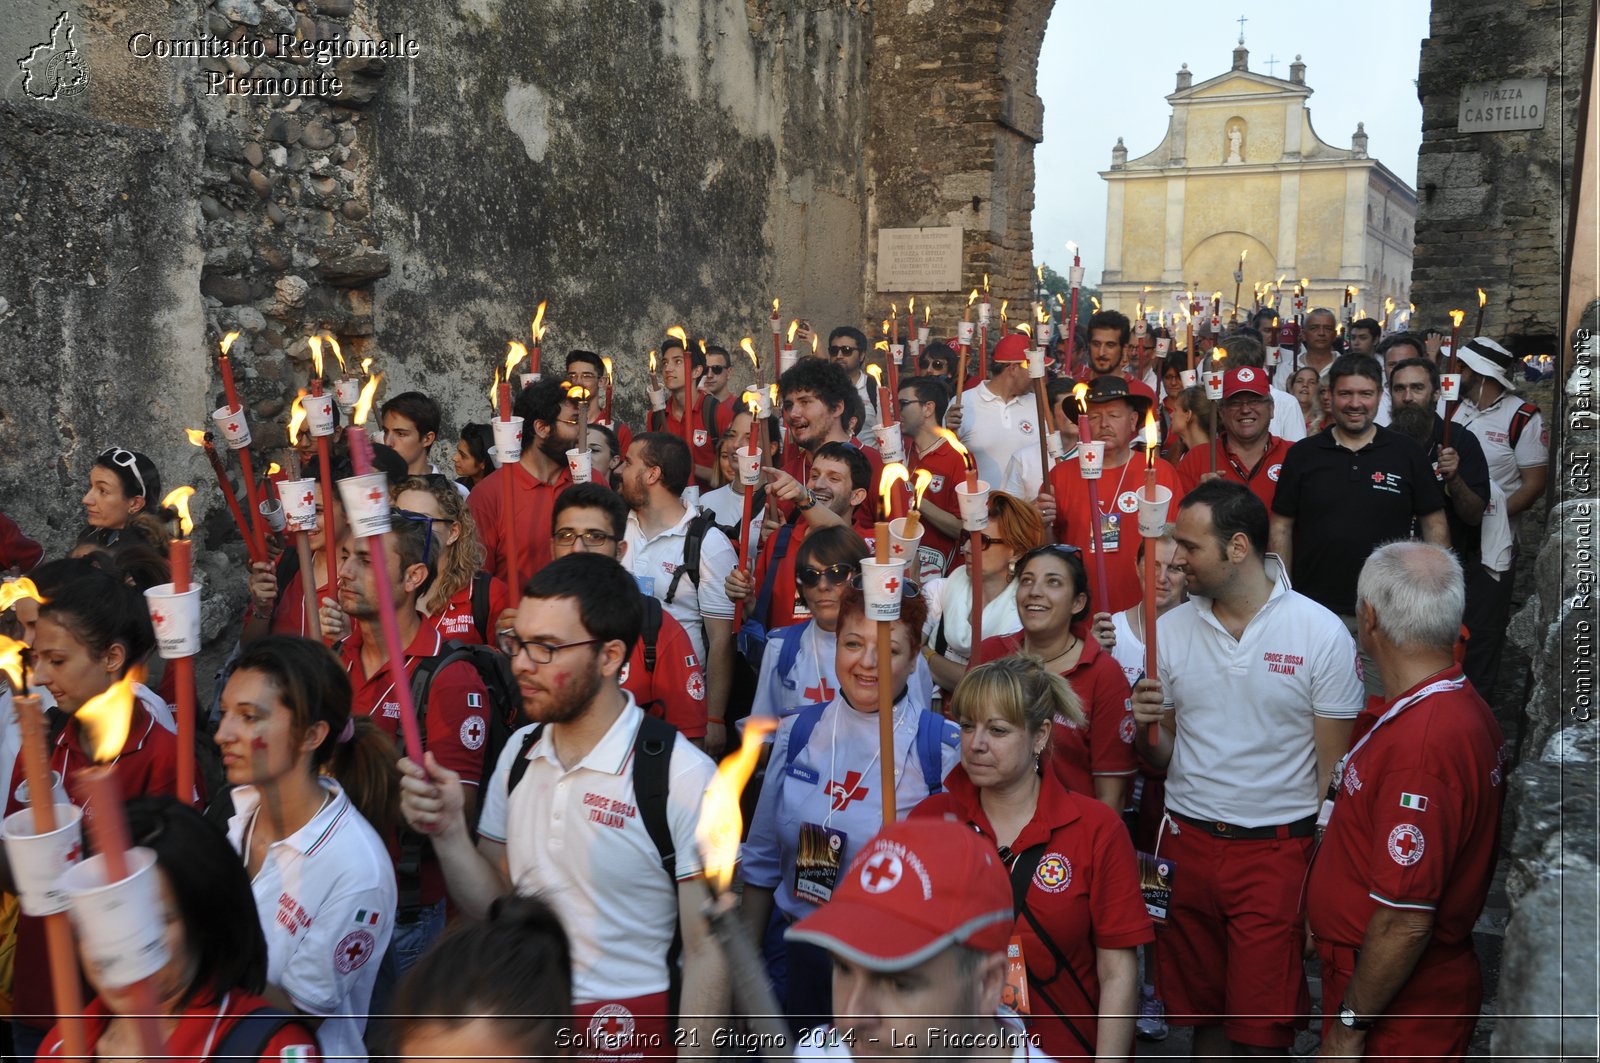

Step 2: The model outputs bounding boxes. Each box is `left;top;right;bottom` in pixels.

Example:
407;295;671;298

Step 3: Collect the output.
848;571;923;599
704;365;727;374
828;345;858;356
98;448;147;499
391;508;439;566
796;562;857;588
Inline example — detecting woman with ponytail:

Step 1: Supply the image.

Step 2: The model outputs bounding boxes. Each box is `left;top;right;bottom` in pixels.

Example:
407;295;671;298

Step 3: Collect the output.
216;635;398;1063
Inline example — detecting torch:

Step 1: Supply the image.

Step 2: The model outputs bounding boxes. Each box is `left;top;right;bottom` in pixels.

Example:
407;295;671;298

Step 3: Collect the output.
1206;350;1226;473
1475;288;1488;339
1029;340;1054;496
1443;309;1466;446
601;356;615;423
188;428;265;565
280;412;324;641
1233;250;1247;325
978;275;992;367
564;384;592;485
306;338;342;604
906;298;918;369
771;298;782;376
0;631;89;1063
1066;243;1084;374
936;430;986;671
732;389;767;629
1136;412;1170;746
1185;292;1197;373
151;486;201;804
492;364;525;598
872;465;911;823
214;332;269;560
1073;383;1112;613
956;290;978;408
528;300;548;382
866;364;902;473
781;320;799;377
340;376;426;765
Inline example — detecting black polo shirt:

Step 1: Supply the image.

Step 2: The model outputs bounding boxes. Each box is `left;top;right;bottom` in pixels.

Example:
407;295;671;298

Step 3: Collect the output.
1272;424;1447;615
1424;414;1491;565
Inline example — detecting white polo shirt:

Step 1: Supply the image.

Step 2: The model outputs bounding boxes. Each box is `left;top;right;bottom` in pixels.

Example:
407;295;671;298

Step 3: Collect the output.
228;779;396;1063
623;506;738;662
1451;391;1548;497
1157;558;1364;826
477;697;715;1005
953;380;1041;489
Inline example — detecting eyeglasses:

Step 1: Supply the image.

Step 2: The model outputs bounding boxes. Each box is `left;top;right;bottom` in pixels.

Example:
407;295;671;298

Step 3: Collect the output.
496;631;603;664
828;345;858;356
897;398;923;409
848;572;924;599
796;562;857;588
552;528;618;547
704;365;727;375
1223;395;1267;408
978;534;1007;547
98;448;147;499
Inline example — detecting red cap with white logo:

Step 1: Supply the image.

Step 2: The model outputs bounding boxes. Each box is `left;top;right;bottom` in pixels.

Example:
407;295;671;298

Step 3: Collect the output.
1224;367;1270;399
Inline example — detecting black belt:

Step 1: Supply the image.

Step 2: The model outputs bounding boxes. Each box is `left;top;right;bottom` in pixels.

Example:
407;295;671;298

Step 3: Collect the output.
1171;811;1317;840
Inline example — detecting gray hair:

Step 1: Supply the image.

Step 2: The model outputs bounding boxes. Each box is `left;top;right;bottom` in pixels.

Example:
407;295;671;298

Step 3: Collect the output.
1356;542;1465;651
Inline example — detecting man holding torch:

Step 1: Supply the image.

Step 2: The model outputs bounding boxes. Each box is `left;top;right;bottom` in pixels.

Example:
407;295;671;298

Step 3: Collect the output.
467;378;580;585
948;334;1042;490
1176;367;1294;511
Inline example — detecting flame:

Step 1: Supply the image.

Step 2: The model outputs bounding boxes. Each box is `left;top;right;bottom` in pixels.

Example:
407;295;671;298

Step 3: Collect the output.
1072;381;1089;414
185;428;208;448
1057;293;1066;310
267;462;281;475
505;341;529;379
1212;346;1227;364
76;667;146;762
220;331;240;357
1277;274;1287;286
601;356;613;380
908;297;916;316
309;336;324;378
769;384;779;406
1385;297;1396;315
1478;288;1487;308
786;319;798;344
697;339;707;357
932;427;974;471
565;385;591;404
873;340;889;354
489;367;501;410
923;305;930;325
325;335;345;373
772;297;780;315
967;289;979;307
1066;240;1079;257
697;716;777;891
287;390;307;445
352;372;383;427
879;462;910;519
1240;249;1249;262
0;579;44;615
1212;291;1223;303
1000;299;1009;321
811;334;818;355
1036;265;1044;283
1037;304;1048;324
744;389;761;416
162;486;196;538
649;350;658;375
1449;309;1465;328
666;326;687;347
1143;410;1159;450
881;319;890;337
911;468;934;510
531;301;548;343
1300;278;1309;289
360;356;373;376
1018;323;1032;338
865;364;883;387
1090;297;1101;312
890;303;898;318
740;337;758;370
0;634;25;690
983;273;990;294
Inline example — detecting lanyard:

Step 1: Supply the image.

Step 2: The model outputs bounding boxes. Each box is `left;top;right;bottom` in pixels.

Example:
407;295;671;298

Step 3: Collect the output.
1330;672;1466;800
1223;436;1276;483
1093;454;1136;516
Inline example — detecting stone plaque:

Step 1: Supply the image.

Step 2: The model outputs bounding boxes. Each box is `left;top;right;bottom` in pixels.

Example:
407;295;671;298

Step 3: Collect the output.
877;227;964;292
1458;78;1547;133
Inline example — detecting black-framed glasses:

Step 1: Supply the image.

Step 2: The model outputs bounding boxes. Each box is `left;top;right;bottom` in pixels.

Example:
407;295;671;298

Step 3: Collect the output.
796;562;858;588
98;448;147;499
977;534;1007;547
496;631;603;665
828;345;858;355
849;572;923;599
552;528;618;547
704;365;727;375
897;398;923;409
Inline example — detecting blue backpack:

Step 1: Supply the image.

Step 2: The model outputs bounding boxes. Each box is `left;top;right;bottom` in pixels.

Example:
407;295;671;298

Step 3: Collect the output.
782;700;957;796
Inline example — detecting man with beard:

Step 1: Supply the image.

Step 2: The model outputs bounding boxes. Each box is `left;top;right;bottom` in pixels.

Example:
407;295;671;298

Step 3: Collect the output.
1270;355;1449;698
397;553;727;1056
828;326;882;435
1176;367;1294;510
468;376;579;582
774;358;883;532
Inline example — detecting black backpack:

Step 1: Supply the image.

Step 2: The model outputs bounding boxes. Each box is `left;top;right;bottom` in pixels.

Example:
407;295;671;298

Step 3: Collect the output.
468;570;493;643
663;509;725;605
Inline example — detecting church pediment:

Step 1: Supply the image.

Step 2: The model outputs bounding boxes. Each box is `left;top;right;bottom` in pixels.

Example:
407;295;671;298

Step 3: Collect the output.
1171;70;1311;102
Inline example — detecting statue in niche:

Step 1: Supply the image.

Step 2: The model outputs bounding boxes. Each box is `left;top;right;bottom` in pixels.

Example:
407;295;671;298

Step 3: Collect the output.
1226;124;1244;164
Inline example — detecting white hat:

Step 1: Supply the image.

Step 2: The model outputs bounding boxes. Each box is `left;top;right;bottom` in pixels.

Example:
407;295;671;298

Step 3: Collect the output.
1456;337;1519;390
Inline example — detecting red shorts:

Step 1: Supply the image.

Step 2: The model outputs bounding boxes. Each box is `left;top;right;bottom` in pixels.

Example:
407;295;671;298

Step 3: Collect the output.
570;993;675;1062
1317;941;1481;1062
1152;818;1312;1047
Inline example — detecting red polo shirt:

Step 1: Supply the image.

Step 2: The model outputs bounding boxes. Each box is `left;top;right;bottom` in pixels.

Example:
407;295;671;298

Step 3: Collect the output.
976;633;1138;796
427;575;512;646
647;401;735;488
8;706;182;1030
468;459;573;587
748;521;813;632
906;434;968;575
270;568;331;638
622;604;707;739
1176;433;1293;511
41;992;321;1062
1047;448;1181;615
913;767;1152;1060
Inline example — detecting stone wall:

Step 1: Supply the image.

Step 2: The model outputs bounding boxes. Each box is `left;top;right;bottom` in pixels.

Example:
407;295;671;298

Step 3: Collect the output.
1411;0;1589;351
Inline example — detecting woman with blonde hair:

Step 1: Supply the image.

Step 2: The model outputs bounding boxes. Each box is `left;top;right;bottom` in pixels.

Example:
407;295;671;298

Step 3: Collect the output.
392;475;509;645
914;654;1150;1061
921;490;1044;692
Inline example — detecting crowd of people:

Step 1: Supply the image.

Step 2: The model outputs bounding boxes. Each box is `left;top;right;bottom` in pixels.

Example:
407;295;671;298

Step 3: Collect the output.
0;306;1545;1061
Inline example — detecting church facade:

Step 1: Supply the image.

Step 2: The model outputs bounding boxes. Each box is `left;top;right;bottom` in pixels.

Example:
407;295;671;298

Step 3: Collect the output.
1098;43;1417;326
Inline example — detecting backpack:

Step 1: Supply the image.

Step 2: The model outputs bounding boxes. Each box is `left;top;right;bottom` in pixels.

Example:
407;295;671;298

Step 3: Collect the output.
782;700;955;796
469;570;493;643
663;509;725;606
211;1005;300;1061
1507;401;1539;450
735;523;796;668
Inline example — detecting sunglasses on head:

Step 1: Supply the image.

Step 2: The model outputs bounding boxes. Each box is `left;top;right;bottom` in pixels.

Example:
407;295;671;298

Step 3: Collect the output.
98;448;147;499
796;562;858;588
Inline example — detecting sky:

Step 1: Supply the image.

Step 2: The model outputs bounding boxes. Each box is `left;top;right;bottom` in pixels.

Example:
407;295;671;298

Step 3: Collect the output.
1033;0;1433;285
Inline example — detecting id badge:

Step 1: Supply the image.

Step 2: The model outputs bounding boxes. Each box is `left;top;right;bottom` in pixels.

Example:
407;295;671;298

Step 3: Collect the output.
794;823;848;906
1137;850;1175;924
1003;936;1031;1015
635;574;656;597
1099;512;1121;553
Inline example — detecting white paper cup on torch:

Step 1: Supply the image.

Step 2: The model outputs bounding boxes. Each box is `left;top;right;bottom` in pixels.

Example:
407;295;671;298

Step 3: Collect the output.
1047;431;1065;462
61;848;170;988
1027;350;1047;379
1078;441;1106;480
978;302;992;326
779;348;797;376
736;450;762;487
211;406;252;449
3;805;83;916
1138;485;1173;538
876;422;905;463
650;387;669;412
304;393;336;438
143;583;201;659
1156;337;1172;357
566;448;592;484
890;343;905;366
1134;317;1148;339
1204;372;1225;400
749;387;772;420
954;479;992;531
259;497;286;533
886;517;924;565
957;321;976;347
1440;373;1461;401
281;478;319;531
858;559;909;621
1068;266;1085;289
492;416;524;465
334;377;362;411
917;326;931;346
1180;370;1198;389
1266;346;1281;367
336;474;392;538
520;373;540;389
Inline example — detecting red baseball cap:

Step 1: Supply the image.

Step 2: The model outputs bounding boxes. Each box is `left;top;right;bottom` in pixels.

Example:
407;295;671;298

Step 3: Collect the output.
1223;366;1270;399
992;333;1031;364
785;819;1013;972
1277;322;1300;347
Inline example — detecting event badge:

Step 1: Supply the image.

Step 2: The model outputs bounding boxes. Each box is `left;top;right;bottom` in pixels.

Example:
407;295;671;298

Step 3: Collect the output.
1137;851;1175;924
794;823;847;905
1003;937;1031;1015
1100;512;1121;552
635;575;655;598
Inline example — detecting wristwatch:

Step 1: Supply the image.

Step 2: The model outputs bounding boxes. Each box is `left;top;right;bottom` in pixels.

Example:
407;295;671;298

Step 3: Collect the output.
796;488;817;511
1337;1003;1375;1031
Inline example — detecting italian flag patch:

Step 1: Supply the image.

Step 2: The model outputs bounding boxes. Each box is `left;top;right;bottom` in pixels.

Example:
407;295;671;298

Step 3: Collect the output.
1399;793;1429;811
354;909;381;926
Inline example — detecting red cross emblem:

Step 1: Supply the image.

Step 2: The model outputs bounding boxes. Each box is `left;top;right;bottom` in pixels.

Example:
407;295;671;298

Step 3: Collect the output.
149;609;166;626
600;1015;627;1036
884;576;900;594
367;488;383;504
1387;823;1425;866
1371;472;1386;484
66;841;81;864
226;422;239;433
301;490;315;506
859;852;902;893
334;929;376;973
824;770;869;811
891;541;906;555
803;678;836;702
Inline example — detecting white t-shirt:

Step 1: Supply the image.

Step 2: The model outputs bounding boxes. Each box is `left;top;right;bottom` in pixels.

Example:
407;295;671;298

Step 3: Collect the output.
954;381;1044;489
1108;610;1145;689
1157;559;1364;826
698;483;751;532
923;569;1023;666
624;506;738;662
228;780;395;1063
135;682;176;735
1269;387;1307;441
1452;390;1549;497
747;621;937;730
477;697;715;1004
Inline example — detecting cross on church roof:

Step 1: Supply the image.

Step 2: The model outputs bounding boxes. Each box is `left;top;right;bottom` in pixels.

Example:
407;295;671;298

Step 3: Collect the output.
1236;14;1247;43
1265;54;1279;76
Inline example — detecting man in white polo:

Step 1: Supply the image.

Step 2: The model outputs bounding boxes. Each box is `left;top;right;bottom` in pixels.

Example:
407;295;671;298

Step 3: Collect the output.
1130;479;1364;1058
396;553;727;1059
949;333;1046;488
